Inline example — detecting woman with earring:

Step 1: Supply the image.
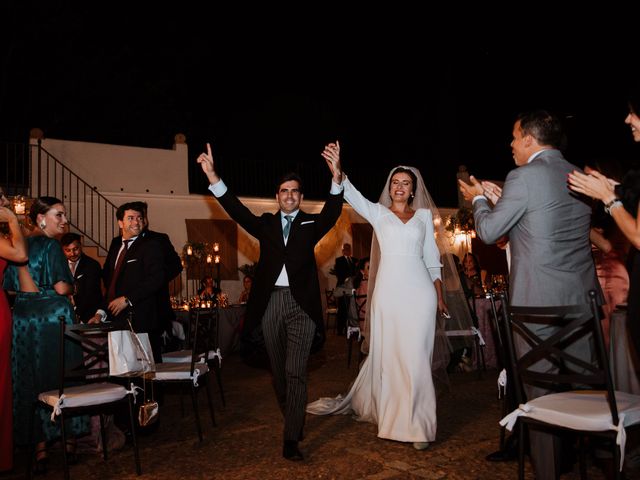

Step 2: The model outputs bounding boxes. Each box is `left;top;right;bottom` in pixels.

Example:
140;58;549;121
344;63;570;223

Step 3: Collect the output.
3;197;87;473
0;188;28;473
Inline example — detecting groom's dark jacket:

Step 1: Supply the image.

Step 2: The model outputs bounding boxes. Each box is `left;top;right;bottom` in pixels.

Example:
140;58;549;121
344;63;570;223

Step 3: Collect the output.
215;188;343;351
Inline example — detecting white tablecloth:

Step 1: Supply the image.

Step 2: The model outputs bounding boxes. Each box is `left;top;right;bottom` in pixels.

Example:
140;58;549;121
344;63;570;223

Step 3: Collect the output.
174;305;246;356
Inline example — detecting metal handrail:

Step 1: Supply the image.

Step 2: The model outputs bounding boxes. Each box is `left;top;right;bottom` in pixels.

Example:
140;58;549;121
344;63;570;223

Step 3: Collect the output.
28;140;119;255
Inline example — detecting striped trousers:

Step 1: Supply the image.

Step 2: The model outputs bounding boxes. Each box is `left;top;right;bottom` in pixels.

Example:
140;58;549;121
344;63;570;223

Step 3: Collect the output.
261;287;316;442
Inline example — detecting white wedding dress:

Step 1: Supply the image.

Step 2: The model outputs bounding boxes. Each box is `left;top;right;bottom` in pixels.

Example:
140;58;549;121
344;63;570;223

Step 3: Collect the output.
307;177;441;443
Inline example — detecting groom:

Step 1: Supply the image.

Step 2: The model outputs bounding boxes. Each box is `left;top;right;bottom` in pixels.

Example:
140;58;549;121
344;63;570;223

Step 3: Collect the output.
197;143;343;461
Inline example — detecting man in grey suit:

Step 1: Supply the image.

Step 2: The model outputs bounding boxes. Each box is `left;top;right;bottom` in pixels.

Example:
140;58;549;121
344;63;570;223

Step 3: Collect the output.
459;110;599;479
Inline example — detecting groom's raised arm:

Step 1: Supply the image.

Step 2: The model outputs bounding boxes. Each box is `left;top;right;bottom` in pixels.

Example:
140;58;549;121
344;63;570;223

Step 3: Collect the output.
197;143;262;237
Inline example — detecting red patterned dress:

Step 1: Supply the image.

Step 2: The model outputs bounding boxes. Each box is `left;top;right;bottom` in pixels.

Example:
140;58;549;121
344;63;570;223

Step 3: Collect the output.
0;257;12;471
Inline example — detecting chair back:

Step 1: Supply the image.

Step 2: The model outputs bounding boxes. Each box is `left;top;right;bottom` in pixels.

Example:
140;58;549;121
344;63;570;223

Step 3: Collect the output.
325;289;337;309
500;290;619;424
354;294;367;319
57;316;115;395
190;308;214;375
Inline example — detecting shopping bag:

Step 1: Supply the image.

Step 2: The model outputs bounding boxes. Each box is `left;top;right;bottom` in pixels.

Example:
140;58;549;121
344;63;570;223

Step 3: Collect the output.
108;330;156;377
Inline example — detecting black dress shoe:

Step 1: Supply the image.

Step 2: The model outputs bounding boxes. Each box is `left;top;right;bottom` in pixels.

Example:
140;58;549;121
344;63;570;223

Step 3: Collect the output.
33;448;48;475
485;448;518;462
283;441;304;461
486;433;519;462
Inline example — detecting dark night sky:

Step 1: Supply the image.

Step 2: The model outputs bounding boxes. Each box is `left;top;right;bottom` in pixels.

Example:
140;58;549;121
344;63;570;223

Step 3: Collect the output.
1;3;637;206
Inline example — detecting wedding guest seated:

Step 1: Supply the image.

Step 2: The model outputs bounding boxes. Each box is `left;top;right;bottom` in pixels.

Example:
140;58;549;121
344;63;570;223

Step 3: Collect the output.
462;252;485;297
198;275;215;301
238;275;252;304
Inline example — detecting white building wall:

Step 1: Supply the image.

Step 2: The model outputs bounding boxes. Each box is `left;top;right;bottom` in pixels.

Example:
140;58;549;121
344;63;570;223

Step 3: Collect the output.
28;133;463;303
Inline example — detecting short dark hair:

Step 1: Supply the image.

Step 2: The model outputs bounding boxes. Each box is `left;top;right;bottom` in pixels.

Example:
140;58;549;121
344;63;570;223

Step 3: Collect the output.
629;91;640;116
516;110;564;149
60;232;81;247
116;202;146;220
276;172;303;194
29;196;63;223
389;167;418;205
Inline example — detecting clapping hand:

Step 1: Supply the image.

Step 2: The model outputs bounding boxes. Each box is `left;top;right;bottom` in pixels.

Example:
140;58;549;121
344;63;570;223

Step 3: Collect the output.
481;181;502;205
321;141;343;184
458;175;484;201
567;167;618;203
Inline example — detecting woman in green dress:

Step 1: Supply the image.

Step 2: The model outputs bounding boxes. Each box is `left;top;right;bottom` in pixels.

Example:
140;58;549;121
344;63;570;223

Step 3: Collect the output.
4;196;87;473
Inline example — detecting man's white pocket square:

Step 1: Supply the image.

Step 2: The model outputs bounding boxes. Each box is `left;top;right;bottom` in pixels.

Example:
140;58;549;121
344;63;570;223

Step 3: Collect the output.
300;220;315;225
126;259;138;263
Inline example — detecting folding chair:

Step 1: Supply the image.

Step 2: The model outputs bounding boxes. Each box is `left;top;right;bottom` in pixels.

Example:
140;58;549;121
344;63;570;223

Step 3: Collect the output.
163;307;225;407
346;294;367;368
499;291;640;479
483;291;511;451
32;317;141;479
325;289;338;333
445;292;486;375
153;307;216;442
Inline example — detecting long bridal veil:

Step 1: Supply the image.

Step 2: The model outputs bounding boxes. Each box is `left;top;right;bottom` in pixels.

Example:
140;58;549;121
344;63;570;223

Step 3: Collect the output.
362;165;475;388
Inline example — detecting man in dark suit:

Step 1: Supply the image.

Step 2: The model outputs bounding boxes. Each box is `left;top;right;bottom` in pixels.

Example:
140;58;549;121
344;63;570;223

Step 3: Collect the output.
197;142;343;461
103;202;165;362
138;203;183;340
334;243;357;287
333;242;358;335
61;232;104;323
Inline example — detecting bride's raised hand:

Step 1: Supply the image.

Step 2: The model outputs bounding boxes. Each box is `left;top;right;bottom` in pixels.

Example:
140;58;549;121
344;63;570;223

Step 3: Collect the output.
321;141;343;183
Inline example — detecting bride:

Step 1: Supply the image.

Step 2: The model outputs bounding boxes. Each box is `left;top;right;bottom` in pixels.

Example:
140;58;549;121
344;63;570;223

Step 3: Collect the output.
308;141;452;450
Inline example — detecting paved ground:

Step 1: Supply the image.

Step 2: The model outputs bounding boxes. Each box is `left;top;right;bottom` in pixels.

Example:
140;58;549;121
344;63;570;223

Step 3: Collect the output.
4;333;639;479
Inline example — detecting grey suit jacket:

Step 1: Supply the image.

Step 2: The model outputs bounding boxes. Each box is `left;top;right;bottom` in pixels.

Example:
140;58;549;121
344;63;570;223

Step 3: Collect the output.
473;149;598;306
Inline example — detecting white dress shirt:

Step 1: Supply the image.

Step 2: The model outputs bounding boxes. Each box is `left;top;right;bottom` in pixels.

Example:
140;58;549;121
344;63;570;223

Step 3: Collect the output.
209;178;344;288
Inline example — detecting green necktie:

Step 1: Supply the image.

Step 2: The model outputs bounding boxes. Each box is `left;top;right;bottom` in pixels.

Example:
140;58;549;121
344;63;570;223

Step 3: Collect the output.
283;215;293;239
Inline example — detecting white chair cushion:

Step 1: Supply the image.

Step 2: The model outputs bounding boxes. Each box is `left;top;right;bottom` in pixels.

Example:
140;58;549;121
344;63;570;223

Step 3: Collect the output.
152;362;210;381
500;390;640;470
162;349;222;364
162;349;191;363
38;382;129;409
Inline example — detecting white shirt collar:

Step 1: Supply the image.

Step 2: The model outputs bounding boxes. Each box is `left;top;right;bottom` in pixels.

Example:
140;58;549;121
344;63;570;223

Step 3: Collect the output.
280;210;299;221
527;148;552;164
